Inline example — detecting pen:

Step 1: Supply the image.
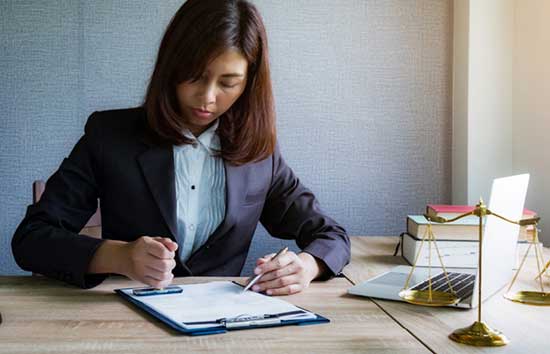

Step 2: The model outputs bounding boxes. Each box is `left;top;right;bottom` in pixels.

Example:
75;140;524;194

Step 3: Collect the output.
241;246;288;293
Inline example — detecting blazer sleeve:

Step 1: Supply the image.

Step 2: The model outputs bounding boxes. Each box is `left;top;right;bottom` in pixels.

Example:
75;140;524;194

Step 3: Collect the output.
12;112;108;288
259;146;350;278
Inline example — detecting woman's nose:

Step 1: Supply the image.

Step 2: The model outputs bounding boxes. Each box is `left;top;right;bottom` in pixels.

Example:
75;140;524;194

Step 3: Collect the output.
198;83;216;105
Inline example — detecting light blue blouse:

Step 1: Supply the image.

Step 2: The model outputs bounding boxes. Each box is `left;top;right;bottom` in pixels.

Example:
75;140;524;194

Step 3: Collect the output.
173;121;226;263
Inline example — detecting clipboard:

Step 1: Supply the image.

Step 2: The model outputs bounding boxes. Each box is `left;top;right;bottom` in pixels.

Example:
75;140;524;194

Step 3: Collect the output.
115;281;329;336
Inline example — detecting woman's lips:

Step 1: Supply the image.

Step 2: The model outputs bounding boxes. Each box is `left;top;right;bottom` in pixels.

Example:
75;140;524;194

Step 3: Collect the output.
191;108;213;119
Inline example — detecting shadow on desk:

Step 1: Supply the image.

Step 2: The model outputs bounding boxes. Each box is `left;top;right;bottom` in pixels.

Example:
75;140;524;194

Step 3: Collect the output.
360;255;404;266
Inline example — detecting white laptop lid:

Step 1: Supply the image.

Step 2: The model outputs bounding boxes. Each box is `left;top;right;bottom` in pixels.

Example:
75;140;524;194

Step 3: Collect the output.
471;173;530;304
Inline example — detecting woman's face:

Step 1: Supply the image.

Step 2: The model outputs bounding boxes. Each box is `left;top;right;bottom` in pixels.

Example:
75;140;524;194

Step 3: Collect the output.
176;49;248;137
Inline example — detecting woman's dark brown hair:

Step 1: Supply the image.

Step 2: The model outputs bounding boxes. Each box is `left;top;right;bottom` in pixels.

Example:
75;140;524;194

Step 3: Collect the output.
144;0;275;165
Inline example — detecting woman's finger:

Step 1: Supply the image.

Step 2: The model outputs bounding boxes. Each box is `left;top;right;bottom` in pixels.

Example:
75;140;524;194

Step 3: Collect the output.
144;265;174;281
266;283;303;296
147;258;176;273
252;274;299;292
153;237;178;252
255;252;297;274
256;253;275;266
257;263;297;282
143;275;173;289
145;239;175;259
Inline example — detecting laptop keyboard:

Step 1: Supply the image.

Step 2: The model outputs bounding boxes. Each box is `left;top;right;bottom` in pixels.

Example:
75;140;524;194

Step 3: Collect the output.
410;272;475;300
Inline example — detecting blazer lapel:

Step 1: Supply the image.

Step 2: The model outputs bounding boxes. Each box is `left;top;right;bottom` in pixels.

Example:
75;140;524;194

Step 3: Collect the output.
137;145;178;240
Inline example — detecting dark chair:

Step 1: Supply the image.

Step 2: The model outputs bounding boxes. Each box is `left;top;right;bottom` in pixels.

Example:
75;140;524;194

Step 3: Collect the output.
32;180;102;238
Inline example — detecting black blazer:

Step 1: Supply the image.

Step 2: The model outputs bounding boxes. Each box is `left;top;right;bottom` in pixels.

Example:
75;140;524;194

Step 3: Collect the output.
12;107;350;288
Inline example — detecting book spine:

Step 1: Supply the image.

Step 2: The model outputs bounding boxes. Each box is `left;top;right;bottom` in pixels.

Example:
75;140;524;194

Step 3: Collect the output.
402;233;478;268
407;215;531;241
401;233;539;269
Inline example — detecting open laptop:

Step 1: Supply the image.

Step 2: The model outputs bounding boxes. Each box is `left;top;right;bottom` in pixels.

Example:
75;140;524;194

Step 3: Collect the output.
348;174;530;308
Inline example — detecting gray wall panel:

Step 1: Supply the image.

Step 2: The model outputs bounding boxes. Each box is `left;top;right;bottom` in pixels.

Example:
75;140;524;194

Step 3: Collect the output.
1;0;452;276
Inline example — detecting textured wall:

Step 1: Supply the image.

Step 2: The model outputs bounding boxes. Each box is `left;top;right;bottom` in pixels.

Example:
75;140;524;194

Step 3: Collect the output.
0;0;453;276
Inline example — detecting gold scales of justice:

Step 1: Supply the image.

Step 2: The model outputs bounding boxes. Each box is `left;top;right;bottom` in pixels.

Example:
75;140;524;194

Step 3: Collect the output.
398;199;547;346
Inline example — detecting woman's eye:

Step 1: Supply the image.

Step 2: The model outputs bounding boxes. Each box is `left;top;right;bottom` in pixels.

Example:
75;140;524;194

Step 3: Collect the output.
221;82;239;89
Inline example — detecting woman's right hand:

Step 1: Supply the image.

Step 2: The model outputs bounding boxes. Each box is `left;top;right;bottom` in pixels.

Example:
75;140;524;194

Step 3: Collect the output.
123;236;178;288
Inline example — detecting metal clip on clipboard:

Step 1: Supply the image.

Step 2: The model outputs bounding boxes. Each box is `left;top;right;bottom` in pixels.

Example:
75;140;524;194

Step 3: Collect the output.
222;314;282;328
218;310;307;328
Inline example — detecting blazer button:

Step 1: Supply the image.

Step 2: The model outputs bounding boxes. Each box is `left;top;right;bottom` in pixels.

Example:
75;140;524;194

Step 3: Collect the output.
206;245;211;249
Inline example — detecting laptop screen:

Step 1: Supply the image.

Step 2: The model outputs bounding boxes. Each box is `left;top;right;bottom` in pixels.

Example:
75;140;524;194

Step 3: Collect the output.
474;174;530;303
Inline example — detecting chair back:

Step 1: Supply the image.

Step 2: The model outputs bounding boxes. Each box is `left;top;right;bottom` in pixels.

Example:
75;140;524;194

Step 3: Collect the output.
32;180;101;235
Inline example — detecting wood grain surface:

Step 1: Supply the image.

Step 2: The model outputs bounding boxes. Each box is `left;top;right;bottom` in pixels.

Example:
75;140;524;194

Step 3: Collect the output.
0;275;429;354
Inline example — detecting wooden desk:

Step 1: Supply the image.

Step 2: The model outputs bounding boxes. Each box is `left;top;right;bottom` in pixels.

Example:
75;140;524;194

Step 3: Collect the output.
343;236;550;354
0;276;429;354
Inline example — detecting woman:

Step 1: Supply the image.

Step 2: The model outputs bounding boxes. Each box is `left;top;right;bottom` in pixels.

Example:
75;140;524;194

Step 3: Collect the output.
12;0;350;295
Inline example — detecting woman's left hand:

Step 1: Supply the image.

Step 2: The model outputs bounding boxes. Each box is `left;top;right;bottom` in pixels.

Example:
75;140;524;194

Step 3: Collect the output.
251;251;324;295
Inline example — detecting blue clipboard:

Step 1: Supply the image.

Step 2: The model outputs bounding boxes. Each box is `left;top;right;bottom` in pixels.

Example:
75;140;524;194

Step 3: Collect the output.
115;282;329;336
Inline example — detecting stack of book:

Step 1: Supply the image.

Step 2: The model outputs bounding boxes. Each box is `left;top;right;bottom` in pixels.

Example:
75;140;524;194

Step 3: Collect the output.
401;204;539;268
